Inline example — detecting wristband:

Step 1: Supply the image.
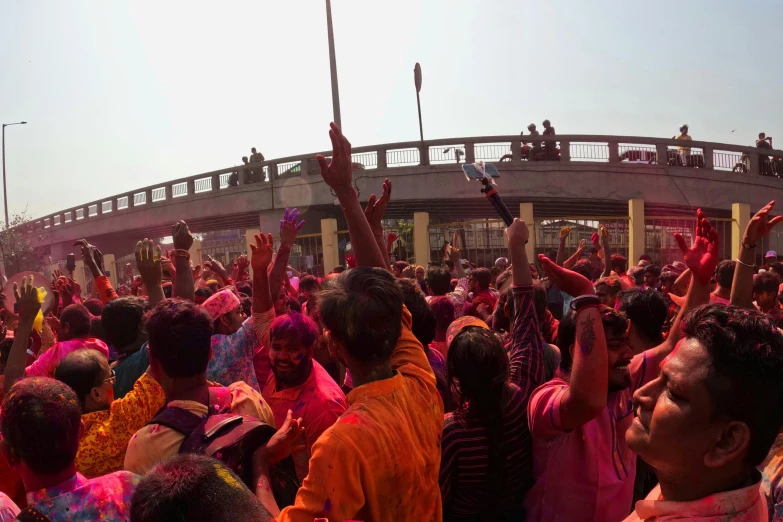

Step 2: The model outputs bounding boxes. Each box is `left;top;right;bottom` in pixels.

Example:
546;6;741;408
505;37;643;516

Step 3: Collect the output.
740;239;756;250
173;249;191;260
736;257;755;268
569;294;602;313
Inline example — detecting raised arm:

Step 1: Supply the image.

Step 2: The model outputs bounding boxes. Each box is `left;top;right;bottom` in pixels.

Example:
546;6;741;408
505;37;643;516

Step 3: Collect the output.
538;256;607;430
4;277;41;392
316;123;387;268
269;208;304;302
171;221;195;302
364;178;393;271
74;239;118;304
556;226;570;266
563;239;586;269
507;219;545;393
600;225;611;277
250;232;276;348
732;201;782;309
136;239;165;307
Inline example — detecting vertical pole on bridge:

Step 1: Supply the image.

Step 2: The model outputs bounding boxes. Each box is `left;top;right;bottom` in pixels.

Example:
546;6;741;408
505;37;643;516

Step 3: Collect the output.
413;212;430;266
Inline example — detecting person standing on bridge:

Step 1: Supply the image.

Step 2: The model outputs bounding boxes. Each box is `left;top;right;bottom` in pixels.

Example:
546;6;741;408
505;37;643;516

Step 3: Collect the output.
543;119;556;158
528;123;542;158
674;124;692;166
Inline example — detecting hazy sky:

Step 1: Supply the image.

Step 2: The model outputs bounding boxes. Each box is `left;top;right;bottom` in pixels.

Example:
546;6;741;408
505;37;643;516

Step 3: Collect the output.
1;0;781;221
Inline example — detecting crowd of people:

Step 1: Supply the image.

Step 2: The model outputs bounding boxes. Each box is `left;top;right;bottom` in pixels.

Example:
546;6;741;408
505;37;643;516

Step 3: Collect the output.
0;123;782;521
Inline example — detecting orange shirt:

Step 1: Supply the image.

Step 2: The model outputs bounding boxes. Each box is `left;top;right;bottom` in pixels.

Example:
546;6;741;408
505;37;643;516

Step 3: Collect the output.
277;306;445;522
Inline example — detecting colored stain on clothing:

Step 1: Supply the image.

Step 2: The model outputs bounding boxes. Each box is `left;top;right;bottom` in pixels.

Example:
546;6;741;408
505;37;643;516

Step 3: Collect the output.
26;472;138;522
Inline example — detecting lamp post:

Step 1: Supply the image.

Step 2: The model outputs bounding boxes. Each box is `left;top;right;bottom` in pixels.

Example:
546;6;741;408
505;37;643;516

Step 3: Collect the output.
1;121;27;228
325;0;342;129
414;63;423;141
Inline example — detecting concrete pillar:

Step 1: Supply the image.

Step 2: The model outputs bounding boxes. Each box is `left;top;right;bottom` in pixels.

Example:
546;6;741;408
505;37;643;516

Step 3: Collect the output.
732;203;750;260
519;203;535;260
413;212;430;266
244;229;260;277
102;254;117;289
321;218;340;272
629;199;645;264
72;260;87;298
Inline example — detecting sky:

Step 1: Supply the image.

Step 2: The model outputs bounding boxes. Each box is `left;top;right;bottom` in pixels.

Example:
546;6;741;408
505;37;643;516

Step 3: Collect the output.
1;0;781;221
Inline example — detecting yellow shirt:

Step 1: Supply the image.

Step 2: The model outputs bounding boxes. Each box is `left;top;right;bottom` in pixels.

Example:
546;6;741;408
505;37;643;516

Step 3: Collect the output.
123;381;275;475
277;307;445;522
76;371;166;479
676;133;692;152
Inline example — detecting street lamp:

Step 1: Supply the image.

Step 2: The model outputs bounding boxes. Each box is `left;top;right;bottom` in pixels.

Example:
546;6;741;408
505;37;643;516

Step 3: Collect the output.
414;63;423;141
2;121;27;228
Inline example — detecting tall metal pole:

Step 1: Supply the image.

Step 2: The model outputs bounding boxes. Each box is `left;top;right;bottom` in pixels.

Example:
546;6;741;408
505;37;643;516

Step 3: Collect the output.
325;0;342;129
414;63;423;141
1;125;6;227
2;122;27;228
416;91;424;142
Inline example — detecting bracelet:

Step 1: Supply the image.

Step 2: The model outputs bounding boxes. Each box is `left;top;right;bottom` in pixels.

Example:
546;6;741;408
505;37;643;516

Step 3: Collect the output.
569;294;602;312
172;249;191;260
736;257;755;268
740;239;756;250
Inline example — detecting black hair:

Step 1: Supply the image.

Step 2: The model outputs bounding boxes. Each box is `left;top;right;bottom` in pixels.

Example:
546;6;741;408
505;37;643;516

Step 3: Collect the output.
319;267;402;364
769;262;783;280
639;254;652;262
392;260;409;274
240;296;252;318
146;299;213;378
0;378;82;475
558;306;628;372
0;338;12;368
130;454;273;522
715;260;736;289
83;298;103;317
611;254;628;273
102;297;146;350
470;268;492;291
753;271;781;296
331;266;346;274
299;275;321;294
682;304;783;466
447;327;510;516
619;288;667;344
54;349;107;407
61;304;92;338
643;265;661;277
195;287;214;300
397;279;436;347
429;296;455;334
235;282;252;297
659;271;678;286
427;267;453;296
571;262;593;281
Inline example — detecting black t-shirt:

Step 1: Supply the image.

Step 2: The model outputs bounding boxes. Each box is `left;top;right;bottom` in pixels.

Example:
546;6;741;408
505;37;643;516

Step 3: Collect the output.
758;140;772;150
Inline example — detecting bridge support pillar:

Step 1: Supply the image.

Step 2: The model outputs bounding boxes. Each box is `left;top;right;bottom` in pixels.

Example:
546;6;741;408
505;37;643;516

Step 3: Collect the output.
321;218;340;272
102;254;117;289
629;199;645;264
519;203;535;261
413;212;430;266
732;203;750;261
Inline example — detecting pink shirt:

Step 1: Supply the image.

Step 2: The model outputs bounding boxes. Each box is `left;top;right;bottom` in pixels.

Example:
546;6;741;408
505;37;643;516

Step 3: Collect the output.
262;359;348;481
624;477;767;521
525;348;659;522
25;338;110;378
710;293;730;305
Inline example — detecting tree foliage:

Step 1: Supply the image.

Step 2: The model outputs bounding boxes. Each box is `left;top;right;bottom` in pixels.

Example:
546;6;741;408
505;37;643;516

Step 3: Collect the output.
0;212;45;276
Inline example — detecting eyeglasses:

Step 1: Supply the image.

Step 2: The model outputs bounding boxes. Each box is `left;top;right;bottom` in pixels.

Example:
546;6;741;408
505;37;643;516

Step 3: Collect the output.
100;368;116;385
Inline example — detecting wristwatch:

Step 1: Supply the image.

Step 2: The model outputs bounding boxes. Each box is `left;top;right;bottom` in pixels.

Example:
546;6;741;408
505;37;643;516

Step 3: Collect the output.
740;239;756;250
569;294;602;312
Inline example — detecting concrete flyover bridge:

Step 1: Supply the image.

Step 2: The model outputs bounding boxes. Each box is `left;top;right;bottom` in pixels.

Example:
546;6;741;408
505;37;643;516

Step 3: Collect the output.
26;134;783;289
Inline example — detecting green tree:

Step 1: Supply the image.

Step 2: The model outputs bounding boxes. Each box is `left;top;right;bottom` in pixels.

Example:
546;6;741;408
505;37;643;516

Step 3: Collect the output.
0;212;45;277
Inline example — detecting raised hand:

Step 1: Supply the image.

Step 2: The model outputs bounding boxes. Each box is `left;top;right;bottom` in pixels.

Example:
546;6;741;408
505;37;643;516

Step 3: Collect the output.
279;208;305;248
13;276;41;326
235;255;249;270
538;254;595;297
505;218;529;247
250;233;275;273
365;179;392;237
73;239;104;276
204;256;229;281
743;201;783;247
600;225;609;238
591;232;601;249
160;256;176;278
673;209;720;284
315;123;354;198
172;220;194;251
135;238;162;289
560;226;571;239
257;409;306;466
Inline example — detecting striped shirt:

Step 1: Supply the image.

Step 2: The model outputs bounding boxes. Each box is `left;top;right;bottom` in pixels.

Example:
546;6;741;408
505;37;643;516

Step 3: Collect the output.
439;285;546;518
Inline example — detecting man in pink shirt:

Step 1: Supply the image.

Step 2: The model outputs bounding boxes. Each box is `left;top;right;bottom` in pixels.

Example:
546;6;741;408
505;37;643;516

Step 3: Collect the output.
26;304;109;378
623;304;782;522
525;208;718;522
262;312;348;482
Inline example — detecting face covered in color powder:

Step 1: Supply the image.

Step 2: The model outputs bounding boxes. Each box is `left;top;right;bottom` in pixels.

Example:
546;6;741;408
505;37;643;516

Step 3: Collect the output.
269;335;312;387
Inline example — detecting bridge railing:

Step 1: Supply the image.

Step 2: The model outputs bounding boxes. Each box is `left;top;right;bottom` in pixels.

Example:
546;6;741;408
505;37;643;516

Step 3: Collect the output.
29;134;783;234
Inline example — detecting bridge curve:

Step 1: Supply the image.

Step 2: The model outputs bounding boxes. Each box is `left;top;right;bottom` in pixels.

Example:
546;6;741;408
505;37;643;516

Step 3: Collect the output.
29;134;783;260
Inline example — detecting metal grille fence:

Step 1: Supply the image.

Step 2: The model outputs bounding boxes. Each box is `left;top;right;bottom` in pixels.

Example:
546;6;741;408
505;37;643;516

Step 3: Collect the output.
644;217;732;265
475;143;512;162
387;148;420;167
429;145;465;165
714;150;745;171
535;217;630;260
428;219;507;267
570;143;609;161
618;144;657;163
274;233;325;277
351;151;378;169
